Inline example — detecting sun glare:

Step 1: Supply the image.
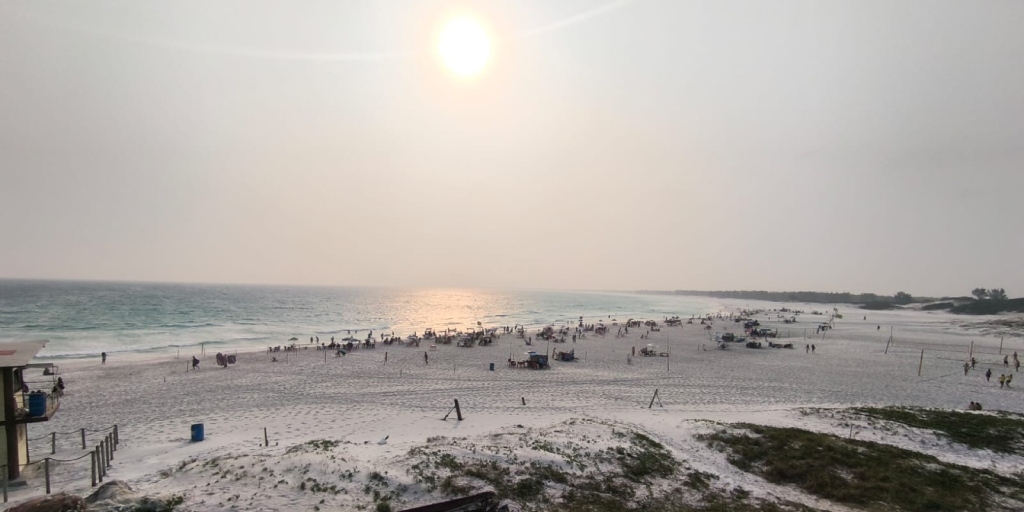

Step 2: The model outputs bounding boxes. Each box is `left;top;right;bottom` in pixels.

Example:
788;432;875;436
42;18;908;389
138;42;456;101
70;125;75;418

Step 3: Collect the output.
438;17;491;77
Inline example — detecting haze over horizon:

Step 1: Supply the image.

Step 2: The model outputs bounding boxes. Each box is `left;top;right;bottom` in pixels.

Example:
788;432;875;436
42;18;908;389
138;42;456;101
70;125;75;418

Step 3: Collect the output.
3;0;1022;297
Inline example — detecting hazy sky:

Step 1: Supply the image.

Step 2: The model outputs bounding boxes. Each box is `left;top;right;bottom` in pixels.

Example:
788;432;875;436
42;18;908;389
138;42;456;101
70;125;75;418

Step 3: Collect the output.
2;0;1022;297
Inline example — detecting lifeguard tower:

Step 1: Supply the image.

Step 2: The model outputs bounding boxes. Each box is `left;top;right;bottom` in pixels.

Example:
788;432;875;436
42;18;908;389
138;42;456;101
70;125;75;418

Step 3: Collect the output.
0;340;59;480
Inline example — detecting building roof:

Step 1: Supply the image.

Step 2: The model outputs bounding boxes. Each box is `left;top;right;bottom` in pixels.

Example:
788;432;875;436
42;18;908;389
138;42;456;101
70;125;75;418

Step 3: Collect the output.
0;340;48;368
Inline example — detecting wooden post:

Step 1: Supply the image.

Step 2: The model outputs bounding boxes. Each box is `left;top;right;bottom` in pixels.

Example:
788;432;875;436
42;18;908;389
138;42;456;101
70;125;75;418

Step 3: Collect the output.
521;397;526;406
918;350;924;377
51;432;56;455
648;389;662;409
44;458;50;494
100;440;106;470
91;451;97;486
108;434;114;461
3;464;8;503
454;399;463;421
114;425;119;446
970;340;974;358
264;427;269;447
884;338;890;354
81;428;86;449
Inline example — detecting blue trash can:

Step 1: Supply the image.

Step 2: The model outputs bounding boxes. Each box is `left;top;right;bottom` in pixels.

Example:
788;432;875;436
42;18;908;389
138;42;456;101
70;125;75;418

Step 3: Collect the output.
489;362;495;371
191;423;205;442
28;393;47;417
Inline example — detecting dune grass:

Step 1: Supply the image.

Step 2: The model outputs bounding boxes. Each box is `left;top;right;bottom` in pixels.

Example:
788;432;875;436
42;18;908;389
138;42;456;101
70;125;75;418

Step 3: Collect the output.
703;423;1024;512
851;406;1024;455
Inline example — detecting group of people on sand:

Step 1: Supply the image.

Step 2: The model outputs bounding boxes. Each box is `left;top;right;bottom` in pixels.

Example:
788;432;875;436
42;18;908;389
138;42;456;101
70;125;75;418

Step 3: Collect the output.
965;352;1018;393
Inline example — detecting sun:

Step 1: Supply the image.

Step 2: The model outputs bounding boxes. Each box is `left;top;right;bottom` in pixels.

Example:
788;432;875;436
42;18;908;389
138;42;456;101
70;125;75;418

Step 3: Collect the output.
438;17;491;77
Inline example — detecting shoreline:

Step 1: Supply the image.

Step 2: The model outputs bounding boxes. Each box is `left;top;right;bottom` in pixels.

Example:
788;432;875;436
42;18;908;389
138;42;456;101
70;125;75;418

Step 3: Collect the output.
6;299;1024;510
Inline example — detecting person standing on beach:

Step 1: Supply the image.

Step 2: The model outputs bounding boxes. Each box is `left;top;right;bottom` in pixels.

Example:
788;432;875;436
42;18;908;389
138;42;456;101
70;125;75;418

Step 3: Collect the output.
986;368;992;382
964;362;970;376
1004;355;1009;367
999;374;1006;388
806;344;809;353
1007;374;1014;388
811;344;816;353
424;351;428;365
192;356;200;370
101;352;107;364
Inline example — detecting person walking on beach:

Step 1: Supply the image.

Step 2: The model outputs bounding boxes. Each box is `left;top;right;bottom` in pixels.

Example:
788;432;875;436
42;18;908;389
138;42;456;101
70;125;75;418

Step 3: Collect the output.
424;351;429;365
806;344;810;353
811;344;816;353
101;352;107;365
192;356;200;370
999;374;1006;388
1007;374;1013;388
1004;355;1009;367
971;357;976;369
986;368;992;382
1016;359;1021;373
964;362;970;376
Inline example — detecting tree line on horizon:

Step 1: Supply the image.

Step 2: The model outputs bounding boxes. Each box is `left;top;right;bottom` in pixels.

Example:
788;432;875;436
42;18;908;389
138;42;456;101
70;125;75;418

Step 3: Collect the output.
644;288;1014;305
640;288;1021;315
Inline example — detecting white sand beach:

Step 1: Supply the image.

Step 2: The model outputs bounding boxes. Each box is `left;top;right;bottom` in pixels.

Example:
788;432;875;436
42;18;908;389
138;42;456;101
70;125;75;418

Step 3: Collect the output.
9;300;1024;510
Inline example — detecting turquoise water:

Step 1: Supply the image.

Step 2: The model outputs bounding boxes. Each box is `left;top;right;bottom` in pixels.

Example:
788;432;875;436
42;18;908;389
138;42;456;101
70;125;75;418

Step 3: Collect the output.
0;280;713;359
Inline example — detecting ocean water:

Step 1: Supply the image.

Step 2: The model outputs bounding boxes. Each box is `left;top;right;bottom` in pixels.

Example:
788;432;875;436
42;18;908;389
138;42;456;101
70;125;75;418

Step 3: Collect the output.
0;280;714;360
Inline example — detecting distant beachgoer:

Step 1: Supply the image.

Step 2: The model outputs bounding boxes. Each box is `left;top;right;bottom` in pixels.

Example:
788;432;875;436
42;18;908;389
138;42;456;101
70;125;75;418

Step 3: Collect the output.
811;344;816;353
101;352;107;365
57;377;65;391
192;356;200;370
877;325;880;330
971;357;976;369
1004;355;1010;367
424;351;429;365
310;337;313;344
1007;374;1013;388
863;316;866;321
986;368;992;382
964;362;970;376
999;374;1006;388
805;344;809;353
1017;360;1021;372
